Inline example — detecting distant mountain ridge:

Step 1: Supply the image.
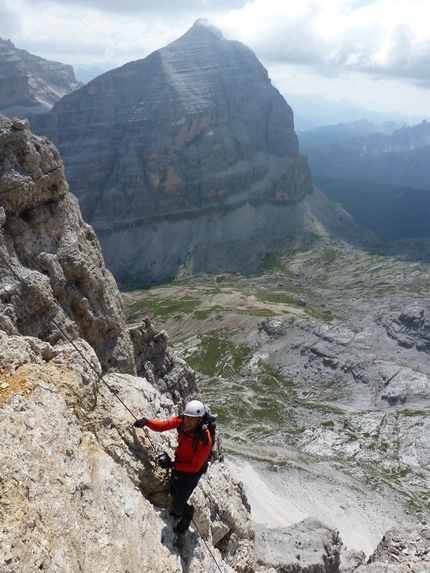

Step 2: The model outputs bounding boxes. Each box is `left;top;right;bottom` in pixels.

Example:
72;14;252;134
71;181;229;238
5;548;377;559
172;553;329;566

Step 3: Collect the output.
0;37;82;118
302;120;430;241
313;177;430;241
287;93;428;131
306;120;430;189
339;119;430;155
297;119;405;149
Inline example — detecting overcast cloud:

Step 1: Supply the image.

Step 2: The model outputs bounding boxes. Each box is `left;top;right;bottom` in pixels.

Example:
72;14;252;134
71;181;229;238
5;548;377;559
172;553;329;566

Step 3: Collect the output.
1;0;430;117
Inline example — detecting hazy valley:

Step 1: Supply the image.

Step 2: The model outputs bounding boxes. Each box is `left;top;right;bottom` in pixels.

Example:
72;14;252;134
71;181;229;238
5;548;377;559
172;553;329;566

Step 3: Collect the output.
298;120;430;242
123;236;430;557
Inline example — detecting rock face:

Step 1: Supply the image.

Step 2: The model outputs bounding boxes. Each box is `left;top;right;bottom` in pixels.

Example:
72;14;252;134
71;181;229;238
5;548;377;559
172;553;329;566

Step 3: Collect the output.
0;38;82;118
0;114;134;373
378;306;430;353
0;114;256;572
38;19;315;288
255;518;364;573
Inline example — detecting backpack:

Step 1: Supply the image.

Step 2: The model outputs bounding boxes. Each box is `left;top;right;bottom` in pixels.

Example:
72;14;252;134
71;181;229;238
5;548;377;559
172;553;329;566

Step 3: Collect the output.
178;412;217;458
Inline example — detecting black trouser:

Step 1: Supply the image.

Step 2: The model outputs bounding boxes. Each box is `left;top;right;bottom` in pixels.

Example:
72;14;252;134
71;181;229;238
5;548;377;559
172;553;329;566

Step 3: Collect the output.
170;464;207;518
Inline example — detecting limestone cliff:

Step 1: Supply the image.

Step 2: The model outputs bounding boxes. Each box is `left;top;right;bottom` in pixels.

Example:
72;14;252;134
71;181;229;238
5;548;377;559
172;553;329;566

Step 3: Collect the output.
39;20;315;288
0;114;256;573
0;38;82;118
0;114;134;373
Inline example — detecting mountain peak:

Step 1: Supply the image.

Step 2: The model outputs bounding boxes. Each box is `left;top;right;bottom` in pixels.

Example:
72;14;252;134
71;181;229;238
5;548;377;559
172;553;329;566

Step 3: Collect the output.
192;18;224;36
163;18;227;55
39;24;312;288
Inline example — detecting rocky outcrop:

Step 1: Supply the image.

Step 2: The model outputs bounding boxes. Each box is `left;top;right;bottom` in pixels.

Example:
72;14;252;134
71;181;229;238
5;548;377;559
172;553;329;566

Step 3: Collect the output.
255;518;365;573
0;114;256;572
358;525;430;572
0;114;134;373
2;114;429;573
378;306;430;353
0;38;82;119
37;19;316;288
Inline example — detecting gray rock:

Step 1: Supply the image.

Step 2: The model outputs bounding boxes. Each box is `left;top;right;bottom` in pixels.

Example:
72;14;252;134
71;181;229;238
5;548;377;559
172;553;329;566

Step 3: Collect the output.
155;237;430;571
0;112;134;373
255;518;359;573
378;306;430;353
359;525;430;572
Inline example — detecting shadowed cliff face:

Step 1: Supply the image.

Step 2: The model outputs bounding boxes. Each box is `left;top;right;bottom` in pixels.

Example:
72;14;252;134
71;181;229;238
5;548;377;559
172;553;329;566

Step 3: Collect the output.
39;20;315;288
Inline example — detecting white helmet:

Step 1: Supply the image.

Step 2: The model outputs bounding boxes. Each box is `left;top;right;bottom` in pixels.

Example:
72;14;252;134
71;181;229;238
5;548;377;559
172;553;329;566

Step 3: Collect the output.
184;400;205;417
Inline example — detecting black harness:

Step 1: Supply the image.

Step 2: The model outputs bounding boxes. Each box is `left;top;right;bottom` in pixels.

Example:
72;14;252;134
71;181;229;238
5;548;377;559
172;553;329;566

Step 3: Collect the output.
177;418;210;452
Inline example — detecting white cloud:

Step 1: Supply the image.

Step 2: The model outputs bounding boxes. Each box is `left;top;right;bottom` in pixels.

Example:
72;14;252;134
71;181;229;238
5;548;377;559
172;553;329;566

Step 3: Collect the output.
1;0;430;116
2;3;182;66
14;0;248;15
271;63;430;117
219;0;430;85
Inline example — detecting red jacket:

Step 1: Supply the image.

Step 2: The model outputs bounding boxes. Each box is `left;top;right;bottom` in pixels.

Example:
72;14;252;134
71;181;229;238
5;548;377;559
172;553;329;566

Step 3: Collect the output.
146;416;212;473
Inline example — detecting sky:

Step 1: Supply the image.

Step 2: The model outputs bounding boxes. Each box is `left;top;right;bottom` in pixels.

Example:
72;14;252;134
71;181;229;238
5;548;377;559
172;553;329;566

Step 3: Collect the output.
1;0;430;119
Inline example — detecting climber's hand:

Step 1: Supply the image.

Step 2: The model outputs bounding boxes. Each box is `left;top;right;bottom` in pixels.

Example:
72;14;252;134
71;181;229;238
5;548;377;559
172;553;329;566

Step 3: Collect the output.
157;453;174;469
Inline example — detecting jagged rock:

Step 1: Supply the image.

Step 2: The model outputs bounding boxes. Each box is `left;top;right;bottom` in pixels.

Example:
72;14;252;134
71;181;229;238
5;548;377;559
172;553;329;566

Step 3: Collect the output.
378;306;430;353
0;113;134;373
0;333;255;573
258;318;289;338
254;517;361;573
355;565;430;573
352;525;430;572
0;37;82;118
0;388;181;573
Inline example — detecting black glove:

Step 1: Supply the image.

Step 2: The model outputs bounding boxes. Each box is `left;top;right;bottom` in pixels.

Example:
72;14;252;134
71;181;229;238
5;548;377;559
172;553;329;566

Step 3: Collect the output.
157;453;174;469
133;417;147;428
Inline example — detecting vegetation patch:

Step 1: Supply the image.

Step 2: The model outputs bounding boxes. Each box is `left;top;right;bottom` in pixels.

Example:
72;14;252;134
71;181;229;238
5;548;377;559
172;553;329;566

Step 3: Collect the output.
237;308;278;317
186;331;252;377
255;290;301;306
323;248;340;261
262;253;289;273
193;305;226;320
124;298;201;321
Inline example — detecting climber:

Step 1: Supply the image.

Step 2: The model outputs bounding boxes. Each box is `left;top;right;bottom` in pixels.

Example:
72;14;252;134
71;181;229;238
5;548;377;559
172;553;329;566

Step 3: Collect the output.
133;399;213;534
